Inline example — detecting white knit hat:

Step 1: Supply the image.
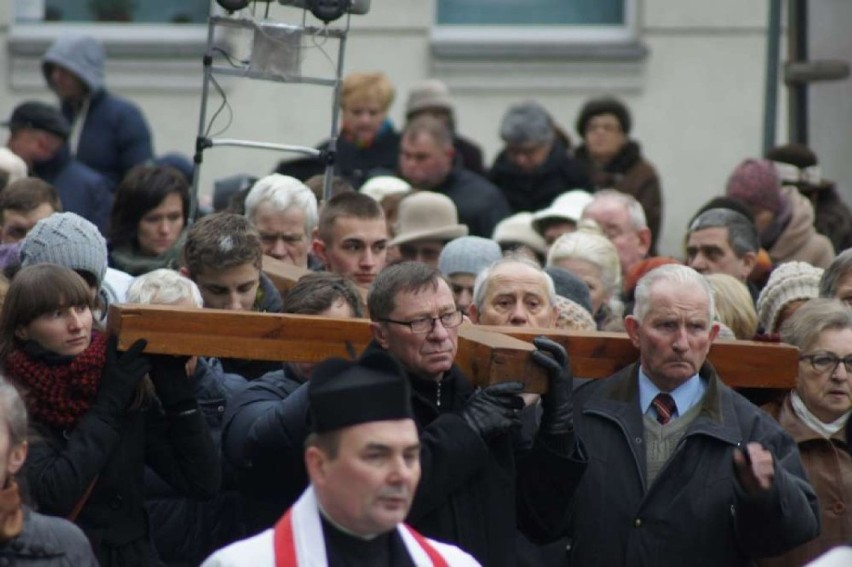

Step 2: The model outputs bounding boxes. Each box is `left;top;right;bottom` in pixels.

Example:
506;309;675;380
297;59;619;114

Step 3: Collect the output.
757;261;824;333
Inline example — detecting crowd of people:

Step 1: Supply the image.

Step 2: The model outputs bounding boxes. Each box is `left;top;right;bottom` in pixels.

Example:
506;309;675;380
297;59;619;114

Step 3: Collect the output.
0;31;851;566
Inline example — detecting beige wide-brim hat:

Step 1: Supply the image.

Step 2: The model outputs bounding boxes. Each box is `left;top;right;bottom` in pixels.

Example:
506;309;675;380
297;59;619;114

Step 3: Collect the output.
389;191;469;247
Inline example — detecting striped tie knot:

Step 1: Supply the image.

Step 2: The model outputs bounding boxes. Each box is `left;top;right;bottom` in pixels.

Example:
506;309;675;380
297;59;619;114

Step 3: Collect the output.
652;393;677;425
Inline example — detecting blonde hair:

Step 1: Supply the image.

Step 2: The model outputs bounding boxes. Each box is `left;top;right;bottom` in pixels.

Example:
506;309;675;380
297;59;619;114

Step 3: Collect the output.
705;273;758;339
341;72;395;111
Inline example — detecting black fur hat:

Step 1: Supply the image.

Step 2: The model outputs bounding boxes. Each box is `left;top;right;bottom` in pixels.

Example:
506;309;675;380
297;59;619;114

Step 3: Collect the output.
576;97;631;137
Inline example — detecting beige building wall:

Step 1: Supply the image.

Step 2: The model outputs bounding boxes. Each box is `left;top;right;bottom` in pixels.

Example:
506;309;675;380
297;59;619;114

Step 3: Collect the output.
1;1;790;257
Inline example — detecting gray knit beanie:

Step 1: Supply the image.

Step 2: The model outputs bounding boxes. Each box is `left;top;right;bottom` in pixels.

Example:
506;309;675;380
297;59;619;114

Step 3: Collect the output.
544;266;593;315
20;212;108;287
438;236;502;278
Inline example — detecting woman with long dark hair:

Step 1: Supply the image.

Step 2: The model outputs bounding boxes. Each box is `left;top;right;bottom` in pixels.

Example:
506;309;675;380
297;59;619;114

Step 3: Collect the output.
108;165;190;275
0;264;219;566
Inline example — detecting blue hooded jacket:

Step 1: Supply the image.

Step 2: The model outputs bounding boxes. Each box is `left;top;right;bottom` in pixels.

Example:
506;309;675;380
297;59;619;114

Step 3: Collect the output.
42;34;154;189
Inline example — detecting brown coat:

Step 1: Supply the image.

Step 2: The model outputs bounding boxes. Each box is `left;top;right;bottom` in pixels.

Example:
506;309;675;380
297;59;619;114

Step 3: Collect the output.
768;186;835;268
760;395;852;567
576;141;662;254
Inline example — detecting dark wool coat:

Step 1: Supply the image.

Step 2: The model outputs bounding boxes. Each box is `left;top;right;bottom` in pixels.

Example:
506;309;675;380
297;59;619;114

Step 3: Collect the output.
490;138;591;214
220;365;308;534
146;357;248;566
223;341;580;566
567;362;819;566
801;183;852;253
275;126;401;190
25;393;220;567
432;166;511;238
575;140;663;254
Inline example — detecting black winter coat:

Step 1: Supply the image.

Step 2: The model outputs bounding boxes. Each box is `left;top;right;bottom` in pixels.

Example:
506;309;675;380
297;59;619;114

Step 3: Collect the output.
275;125;401;190
432;166;511;238
567;362;820;566
490;139;590;214
220;365;308;534
403;358;579;567
25;391;220;567
0;507;98;566
146;357;248;566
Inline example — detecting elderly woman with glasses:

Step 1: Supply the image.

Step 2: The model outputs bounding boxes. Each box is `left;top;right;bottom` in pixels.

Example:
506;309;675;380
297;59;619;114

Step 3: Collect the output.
760;298;852;566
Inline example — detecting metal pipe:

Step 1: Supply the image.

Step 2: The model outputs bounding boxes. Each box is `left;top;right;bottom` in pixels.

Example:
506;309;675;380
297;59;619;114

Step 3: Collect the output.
762;0;782;154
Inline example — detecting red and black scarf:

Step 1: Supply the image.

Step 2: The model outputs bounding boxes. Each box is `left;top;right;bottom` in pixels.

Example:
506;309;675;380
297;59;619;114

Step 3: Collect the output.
4;332;108;430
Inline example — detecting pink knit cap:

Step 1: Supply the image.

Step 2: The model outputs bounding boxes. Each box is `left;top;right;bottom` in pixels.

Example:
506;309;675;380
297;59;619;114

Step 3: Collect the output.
725;159;782;213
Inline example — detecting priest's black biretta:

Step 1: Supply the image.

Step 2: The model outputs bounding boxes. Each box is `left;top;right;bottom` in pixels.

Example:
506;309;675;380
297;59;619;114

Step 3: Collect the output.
308;350;413;434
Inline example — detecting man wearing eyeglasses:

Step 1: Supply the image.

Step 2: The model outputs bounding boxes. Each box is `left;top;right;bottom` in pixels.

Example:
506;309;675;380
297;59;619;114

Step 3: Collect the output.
366;261;580;567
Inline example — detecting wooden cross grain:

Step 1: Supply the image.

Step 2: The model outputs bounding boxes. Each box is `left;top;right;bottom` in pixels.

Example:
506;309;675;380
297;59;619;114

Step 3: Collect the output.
262;255;369;303
107;305;799;392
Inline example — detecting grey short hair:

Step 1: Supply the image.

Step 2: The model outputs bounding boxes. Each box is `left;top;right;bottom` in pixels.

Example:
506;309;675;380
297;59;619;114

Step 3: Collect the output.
819;248;852;298
244;174;318;237
500;100;555;145
780;298;852;350
472;255;557;314
687;208;759;256
0;377;27;446
633;265;715;323
126;269;203;307
368;262;449;321
546;230;622;297
585;189;647;230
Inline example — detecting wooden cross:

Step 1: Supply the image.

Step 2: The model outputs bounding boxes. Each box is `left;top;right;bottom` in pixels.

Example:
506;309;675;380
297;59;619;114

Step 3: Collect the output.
107;304;798;393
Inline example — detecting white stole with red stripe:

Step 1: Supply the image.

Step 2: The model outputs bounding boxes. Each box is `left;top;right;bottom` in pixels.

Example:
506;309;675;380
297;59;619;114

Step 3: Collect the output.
276;487;450;566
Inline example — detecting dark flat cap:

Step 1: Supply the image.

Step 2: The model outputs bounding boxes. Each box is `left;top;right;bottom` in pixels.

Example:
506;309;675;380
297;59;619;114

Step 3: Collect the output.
3;101;70;140
308;350;413;434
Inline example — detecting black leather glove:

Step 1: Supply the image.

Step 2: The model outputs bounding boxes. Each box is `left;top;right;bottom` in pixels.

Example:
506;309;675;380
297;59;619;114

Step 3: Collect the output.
97;337;150;416
148;354;196;411
532;336;574;436
462;381;524;441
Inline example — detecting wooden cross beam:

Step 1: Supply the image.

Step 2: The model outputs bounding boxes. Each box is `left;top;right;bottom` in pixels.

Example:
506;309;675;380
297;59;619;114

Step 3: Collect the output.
107;305;799;392
262;256;369;303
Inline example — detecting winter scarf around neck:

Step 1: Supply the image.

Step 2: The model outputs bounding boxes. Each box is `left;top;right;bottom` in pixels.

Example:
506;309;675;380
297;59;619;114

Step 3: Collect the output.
791;389;851;438
5;332;108;430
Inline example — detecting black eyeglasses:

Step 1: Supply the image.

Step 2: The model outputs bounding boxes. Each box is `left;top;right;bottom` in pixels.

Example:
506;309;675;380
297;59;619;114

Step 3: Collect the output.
799;353;852;374
378;310;464;334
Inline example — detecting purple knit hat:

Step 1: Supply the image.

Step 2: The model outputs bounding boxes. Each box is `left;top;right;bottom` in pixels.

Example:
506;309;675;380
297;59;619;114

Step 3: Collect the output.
725;159;782;213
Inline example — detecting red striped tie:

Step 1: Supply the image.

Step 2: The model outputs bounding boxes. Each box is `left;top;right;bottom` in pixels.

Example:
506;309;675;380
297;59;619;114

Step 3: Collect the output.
652;393;677;425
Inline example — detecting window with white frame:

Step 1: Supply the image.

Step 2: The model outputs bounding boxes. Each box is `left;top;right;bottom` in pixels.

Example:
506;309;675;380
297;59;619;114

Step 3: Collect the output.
432;0;641;59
